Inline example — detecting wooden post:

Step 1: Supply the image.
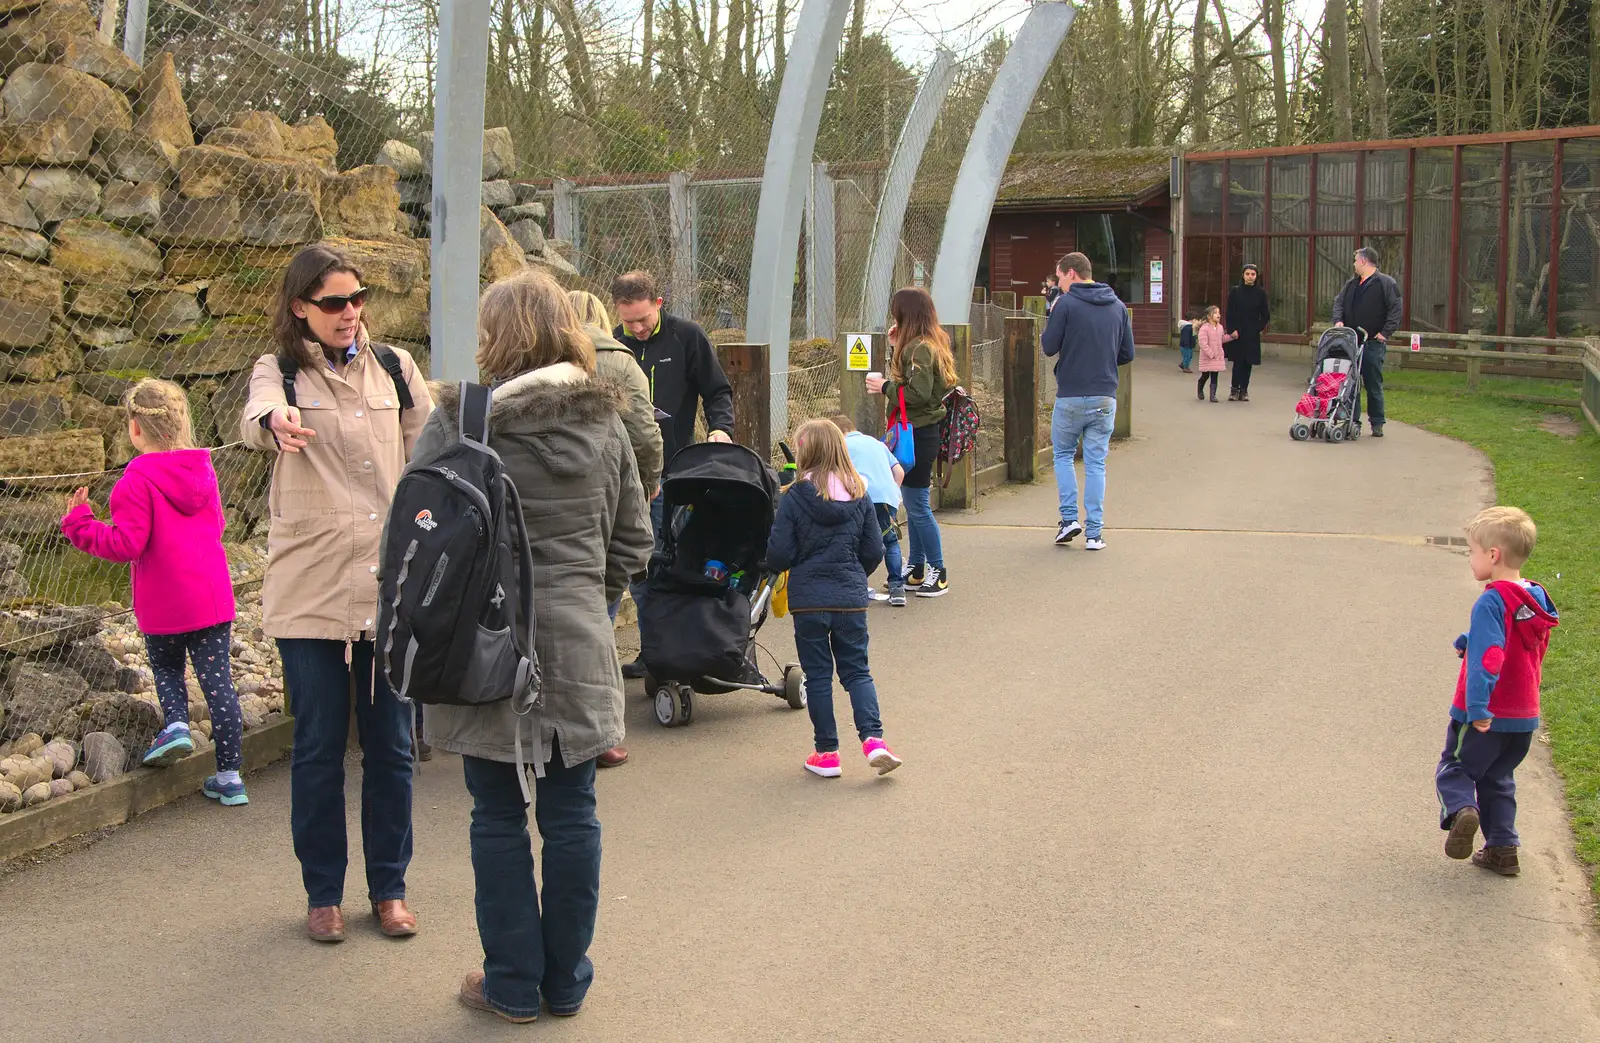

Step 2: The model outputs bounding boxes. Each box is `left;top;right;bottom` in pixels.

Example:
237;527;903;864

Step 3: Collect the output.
1114;362;1133;439
716;343;771;460
837;332;888;436
1023;295;1047;317
940;323;974;509
1003;316;1038;482
971;287;987;306
1465;328;1481;391
993;290;1017;311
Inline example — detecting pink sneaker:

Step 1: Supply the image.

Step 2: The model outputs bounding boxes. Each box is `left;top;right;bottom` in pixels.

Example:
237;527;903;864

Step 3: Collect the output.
805;751;842;778
862;738;902;775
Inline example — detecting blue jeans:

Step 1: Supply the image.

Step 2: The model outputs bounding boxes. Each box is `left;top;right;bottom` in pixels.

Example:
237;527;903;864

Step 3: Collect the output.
1051;396;1117;537
627;492;666;644
1180;343;1194;368
1359;341;1386;426
464;746;600;1019
278;638;414;907
874;502;904;592
902;486;943;571
793;611;883;753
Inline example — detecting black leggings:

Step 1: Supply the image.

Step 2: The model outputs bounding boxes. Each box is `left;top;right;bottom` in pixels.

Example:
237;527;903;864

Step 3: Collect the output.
1197;371;1218;397
1231;361;1255;392
145;622;243;771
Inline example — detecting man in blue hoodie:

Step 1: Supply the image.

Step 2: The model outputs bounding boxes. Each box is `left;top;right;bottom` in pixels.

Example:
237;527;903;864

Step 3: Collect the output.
1041;252;1136;550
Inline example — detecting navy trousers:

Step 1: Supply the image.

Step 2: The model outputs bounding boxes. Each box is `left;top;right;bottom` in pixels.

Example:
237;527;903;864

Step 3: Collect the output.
1436;720;1533;847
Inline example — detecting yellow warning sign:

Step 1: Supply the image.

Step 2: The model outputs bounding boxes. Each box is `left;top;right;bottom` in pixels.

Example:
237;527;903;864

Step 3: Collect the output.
845;333;871;371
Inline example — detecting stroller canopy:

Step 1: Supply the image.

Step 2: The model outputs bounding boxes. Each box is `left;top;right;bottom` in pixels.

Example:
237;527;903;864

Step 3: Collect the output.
1315;326;1361;364
661;442;780;521
655;442;781;588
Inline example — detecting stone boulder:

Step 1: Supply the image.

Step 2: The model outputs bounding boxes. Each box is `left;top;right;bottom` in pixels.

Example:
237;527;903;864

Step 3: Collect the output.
240;190;322;246
0;0;96;74
100;180;162;230
21;167;100;224
153;194;241;246
0;256;63;311
62;637;141;693
0;177;43;231
205;271;275;318
162;244;295;280
175;145;323;202
156;317;271;378
374;139;423;178
0;378;71;434
508;218;545;254
322;165;400;239
0;224;49;260
0;427;101;487
365;287;429;342
479;206;524;283
50;219;162;283
133;51;194;152
280;115;337;171
418;126;517;179
0;324;78;380
66;282;133;323
481;180;516;209
94;128;176;184
0;662;88;742
70;693;162;754
209;111;286;158
499;202;547;224
0;62;133;135
324;237;426;294
61;33;142;93
0;297;52;348
0;118;95;165
132;286;203;337
80;730;125;782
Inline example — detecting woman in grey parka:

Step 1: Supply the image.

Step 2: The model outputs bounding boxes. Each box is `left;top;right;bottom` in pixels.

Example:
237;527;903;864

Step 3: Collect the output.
407;269;652;1023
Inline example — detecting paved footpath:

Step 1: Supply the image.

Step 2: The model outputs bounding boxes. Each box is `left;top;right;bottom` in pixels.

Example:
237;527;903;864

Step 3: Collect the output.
2;356;1598;1042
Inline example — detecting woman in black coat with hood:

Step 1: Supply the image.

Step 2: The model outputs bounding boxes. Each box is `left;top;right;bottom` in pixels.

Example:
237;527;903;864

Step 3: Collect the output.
1225;263;1270;401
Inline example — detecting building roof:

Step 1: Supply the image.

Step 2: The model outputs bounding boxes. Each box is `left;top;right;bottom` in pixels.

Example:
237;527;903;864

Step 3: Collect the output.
913;147;1171;210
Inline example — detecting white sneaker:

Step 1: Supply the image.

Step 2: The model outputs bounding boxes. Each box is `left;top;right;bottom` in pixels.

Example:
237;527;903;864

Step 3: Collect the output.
1055;520;1082;546
867;588;890;602
1085;536;1106;551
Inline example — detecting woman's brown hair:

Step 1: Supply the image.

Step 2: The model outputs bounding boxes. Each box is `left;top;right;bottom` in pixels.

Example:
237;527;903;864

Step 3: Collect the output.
887;287;957;385
123;378;195;451
272;243;363;368
567;290;611;328
477;269;596;381
793;418;865;500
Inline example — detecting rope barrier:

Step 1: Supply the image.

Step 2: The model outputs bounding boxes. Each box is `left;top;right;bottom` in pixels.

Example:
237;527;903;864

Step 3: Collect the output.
0;442;248;484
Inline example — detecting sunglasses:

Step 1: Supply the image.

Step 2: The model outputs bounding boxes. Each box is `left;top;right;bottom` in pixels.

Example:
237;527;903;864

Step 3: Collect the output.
303;288;369;314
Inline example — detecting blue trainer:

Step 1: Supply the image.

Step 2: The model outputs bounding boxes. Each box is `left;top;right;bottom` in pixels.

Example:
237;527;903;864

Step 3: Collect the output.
202;775;249;806
142;724;195;767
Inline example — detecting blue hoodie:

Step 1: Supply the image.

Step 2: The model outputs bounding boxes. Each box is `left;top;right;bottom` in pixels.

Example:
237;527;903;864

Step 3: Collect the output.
1040;282;1136;398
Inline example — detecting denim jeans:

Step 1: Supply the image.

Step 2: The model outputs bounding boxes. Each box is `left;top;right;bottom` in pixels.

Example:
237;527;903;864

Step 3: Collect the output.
627;492;666;645
278;638;414;907
1180;343;1194;369
1359;341;1386;426
902;486;943;571
874;502;904;592
792;611;883;753
464;745;600;1019
1051;396;1117;537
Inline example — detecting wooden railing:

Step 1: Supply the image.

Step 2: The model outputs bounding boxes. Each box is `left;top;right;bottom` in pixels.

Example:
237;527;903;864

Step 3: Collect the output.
1309;326;1593;393
1583;344;1600;436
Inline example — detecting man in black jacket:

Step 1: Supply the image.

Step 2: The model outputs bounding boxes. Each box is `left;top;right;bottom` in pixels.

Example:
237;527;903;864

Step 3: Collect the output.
1332;246;1403;437
610;271;736;706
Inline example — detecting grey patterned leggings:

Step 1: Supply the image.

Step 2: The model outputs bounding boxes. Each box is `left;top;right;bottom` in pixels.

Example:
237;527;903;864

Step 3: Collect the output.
144;622;243;772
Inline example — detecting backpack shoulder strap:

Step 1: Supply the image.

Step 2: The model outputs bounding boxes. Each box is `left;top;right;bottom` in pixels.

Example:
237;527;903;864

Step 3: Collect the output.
458;381;492;445
275;353;299;409
372;344;415;411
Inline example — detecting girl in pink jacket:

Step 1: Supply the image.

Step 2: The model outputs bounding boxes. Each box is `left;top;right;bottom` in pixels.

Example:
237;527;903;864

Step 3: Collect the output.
1196;305;1236;403
61;379;246;805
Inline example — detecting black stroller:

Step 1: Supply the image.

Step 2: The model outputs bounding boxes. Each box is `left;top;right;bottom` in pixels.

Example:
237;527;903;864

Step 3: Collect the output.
636;441;805;727
1290;326;1365;443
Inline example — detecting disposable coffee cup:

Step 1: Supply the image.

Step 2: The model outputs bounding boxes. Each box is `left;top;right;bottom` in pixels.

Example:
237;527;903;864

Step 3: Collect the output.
866;371;882;381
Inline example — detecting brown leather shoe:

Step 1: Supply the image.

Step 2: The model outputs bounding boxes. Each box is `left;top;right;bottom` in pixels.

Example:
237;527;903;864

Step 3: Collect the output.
1472;845;1520;876
372;899;418;937
459;970;537;1023
598;746;629;768
306;905;345;943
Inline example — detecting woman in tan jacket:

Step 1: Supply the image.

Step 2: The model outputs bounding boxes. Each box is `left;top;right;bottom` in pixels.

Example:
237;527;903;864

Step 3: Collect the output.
241;244;432;943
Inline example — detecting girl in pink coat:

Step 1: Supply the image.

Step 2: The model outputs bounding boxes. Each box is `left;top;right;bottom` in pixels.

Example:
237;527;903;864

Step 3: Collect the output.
61;379;246;805
1196;305;1236;403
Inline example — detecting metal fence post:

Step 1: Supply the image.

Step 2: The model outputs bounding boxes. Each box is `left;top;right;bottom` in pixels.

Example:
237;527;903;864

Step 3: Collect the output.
745;0;854;438
553;178;580;275
430;0;492;382
668;171;695;319
122;0;147;63
929;3;1074;324
806;161;837;342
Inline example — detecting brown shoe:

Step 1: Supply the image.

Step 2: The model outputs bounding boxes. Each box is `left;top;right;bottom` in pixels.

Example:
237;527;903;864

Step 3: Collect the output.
459;970;537;1023
372;899;418;937
598;746;629;768
307;905;345;943
1444;806;1479;860
1472;845;1520;876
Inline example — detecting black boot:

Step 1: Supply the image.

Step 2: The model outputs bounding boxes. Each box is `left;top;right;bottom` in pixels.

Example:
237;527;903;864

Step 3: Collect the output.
1209;388;1218;402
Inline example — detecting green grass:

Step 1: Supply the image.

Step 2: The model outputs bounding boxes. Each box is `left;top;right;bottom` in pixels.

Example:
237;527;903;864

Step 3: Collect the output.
1385;387;1600;893
1382;365;1582;403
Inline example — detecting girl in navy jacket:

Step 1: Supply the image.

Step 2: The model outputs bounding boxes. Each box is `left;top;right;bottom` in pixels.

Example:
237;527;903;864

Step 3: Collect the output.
765;419;902;778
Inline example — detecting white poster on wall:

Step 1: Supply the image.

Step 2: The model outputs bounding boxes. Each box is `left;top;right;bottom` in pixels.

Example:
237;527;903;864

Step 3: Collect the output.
1150;259;1164;283
1150;282;1164;304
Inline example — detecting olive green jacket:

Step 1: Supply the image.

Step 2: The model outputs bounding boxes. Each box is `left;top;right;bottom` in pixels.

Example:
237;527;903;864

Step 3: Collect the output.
588;324;664;493
885;338;950;429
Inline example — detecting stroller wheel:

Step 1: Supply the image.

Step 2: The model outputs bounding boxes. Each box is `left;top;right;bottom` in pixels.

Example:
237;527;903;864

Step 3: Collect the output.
1290;422;1310;441
653;683;693;727
1329;424;1347;443
782;664;806;710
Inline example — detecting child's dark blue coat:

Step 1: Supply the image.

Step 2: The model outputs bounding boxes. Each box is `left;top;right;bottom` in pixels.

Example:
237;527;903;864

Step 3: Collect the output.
764;480;883;611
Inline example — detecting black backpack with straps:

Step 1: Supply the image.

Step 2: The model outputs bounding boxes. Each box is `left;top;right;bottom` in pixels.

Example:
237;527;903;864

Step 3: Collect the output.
276;343;415;411
377;383;541;714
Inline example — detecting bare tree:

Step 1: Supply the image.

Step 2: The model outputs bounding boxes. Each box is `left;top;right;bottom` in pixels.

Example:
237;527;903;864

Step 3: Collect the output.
1262;0;1291;144
1322;0;1354;140
1190;1;1211;145
1360;0;1389;137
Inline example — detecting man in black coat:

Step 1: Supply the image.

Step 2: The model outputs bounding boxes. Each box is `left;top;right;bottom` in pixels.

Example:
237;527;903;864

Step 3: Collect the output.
1225;263;1270;401
1332;246;1404;437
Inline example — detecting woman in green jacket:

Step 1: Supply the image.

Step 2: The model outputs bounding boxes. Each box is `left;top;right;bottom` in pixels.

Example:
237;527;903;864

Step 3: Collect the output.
865;287;955;597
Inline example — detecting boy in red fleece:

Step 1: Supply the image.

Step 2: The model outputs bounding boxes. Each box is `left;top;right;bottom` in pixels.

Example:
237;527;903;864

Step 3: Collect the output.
1436;506;1558;876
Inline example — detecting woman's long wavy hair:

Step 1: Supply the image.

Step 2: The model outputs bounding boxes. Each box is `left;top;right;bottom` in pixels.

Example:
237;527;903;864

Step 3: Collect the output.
272;244;363;369
888;287;957;385
477;269;596;381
